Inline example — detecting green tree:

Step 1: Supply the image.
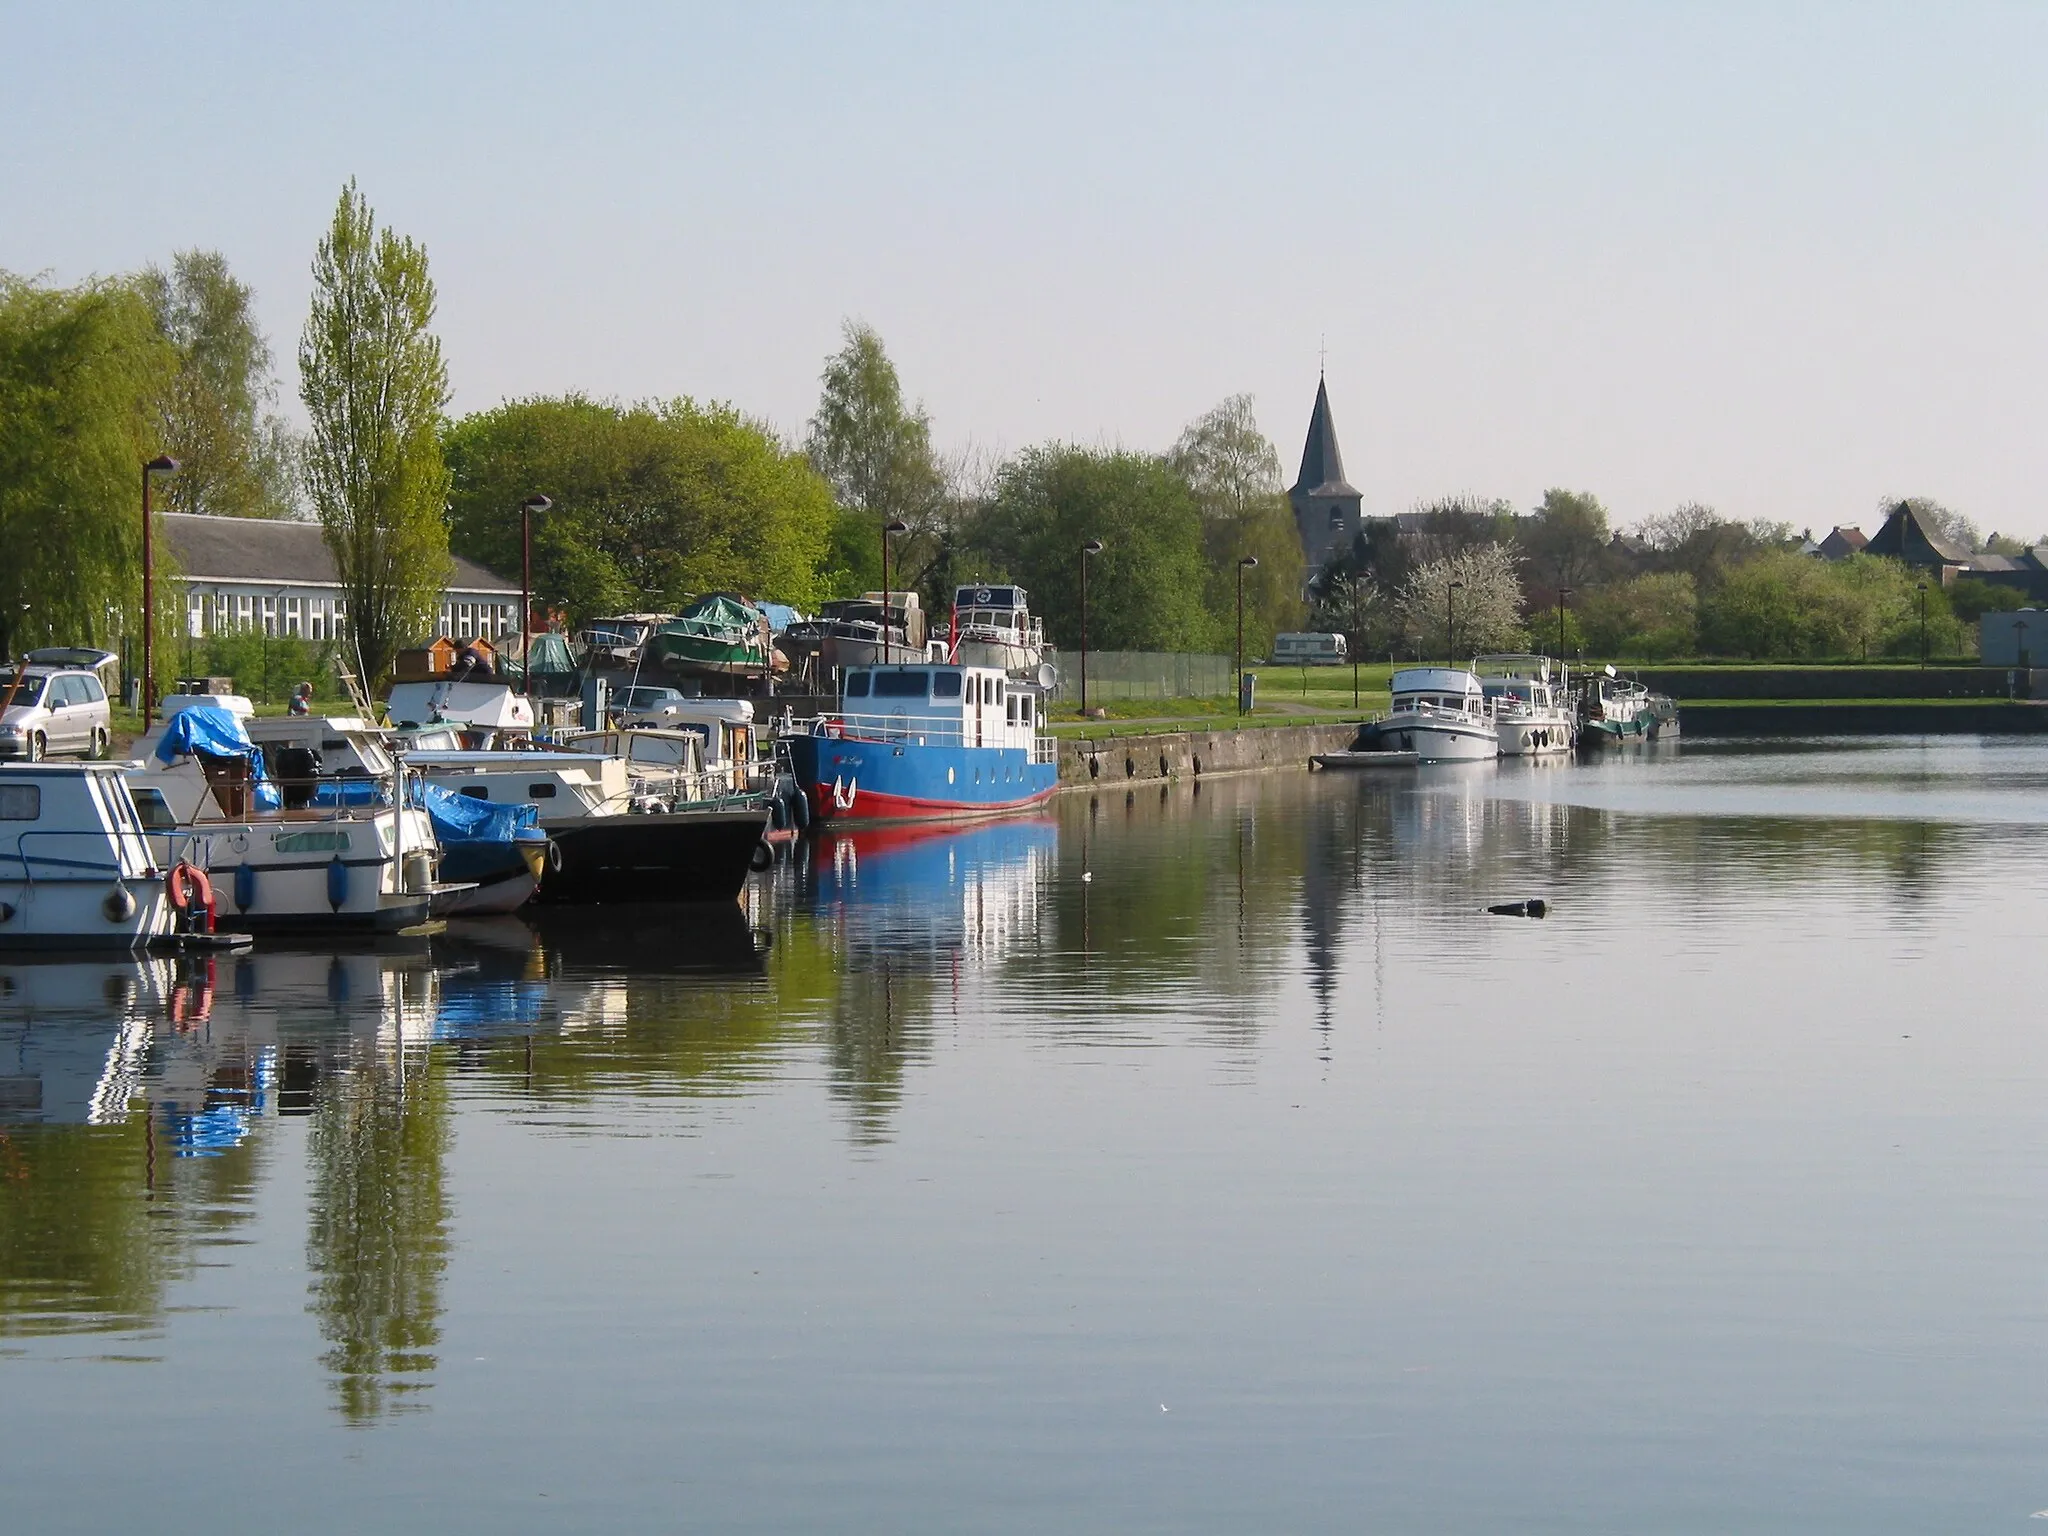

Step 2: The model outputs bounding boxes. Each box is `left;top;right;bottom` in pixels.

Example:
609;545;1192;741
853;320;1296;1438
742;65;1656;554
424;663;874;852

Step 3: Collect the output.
445;394;839;621
140;250;298;519
1169;395;1305;655
1576;571;1698;659
1395;544;1525;659
970;446;1214;652
1635;502;1765;588
1520;488;1610;591
805;321;945;601
299;180;452;685
0;272;177;661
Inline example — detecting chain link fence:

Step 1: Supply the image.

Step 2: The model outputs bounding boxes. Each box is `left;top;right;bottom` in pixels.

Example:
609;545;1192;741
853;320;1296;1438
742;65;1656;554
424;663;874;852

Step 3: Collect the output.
1047;651;1234;702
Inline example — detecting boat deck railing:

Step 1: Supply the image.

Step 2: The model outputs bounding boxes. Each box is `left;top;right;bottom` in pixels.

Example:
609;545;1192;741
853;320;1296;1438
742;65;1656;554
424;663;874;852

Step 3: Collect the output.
811;711;1057;763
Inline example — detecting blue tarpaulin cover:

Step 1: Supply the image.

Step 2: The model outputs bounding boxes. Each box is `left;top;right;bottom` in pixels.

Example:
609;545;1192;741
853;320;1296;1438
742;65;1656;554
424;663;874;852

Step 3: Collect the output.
154;706;281;811
418;780;540;846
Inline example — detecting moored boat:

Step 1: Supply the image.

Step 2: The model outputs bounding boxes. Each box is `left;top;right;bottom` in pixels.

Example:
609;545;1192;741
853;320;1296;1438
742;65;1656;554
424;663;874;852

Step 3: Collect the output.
948;584;1049;676
1365;667;1499;762
1479;654;1576;756
783;661;1057;823
647;594;777;682
0;763;175;949
1576;667;1680;745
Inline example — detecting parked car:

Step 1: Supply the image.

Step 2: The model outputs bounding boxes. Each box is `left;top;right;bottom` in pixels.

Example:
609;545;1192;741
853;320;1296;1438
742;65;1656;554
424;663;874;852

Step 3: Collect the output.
0;653;115;760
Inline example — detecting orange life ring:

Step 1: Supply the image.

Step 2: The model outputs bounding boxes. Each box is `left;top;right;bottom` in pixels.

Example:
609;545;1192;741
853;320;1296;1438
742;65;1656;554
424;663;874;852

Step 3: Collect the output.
166;861;216;934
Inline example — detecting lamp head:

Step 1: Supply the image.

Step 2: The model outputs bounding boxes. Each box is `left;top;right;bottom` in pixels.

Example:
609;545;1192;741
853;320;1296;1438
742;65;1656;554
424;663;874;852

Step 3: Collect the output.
1082;539;1104;556
884;519;910;536
145;455;180;475
1239;555;1258;569
521;494;552;513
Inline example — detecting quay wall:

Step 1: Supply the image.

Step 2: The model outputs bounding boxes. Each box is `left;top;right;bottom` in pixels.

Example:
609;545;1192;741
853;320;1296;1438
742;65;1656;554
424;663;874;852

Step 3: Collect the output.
1681;702;2048;736
1055;723;1358;786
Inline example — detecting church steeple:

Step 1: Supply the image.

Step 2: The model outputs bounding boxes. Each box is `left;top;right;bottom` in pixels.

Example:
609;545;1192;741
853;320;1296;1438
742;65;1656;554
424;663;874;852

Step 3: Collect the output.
1290;375;1359;501
1287;375;1364;574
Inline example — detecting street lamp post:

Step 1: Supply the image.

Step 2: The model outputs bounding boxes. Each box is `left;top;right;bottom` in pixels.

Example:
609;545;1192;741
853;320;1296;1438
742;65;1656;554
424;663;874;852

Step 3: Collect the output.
881;519;910;662
1446;579;1465;666
1917;581;1928;669
1351;577;1363;710
1078;538;1104;717
1236;555;1258;716
519;495;551;694
140;455;180;720
1557;587;1572;664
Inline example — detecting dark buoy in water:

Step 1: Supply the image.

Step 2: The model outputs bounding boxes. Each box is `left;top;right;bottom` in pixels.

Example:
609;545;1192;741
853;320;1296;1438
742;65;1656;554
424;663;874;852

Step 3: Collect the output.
1487;899;1547;918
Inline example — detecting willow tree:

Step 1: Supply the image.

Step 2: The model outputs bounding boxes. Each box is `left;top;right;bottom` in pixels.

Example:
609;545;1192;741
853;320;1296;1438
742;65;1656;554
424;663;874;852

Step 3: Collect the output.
0;273;176;661
299;182;451;685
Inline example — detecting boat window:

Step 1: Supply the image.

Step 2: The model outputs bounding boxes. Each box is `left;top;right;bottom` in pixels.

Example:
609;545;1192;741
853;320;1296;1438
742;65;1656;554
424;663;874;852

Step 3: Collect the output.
873;671;929;698
0;784;40;820
932;672;962;699
322;738;349;751
130;787;176;831
527;783;559;799
844;671;870;698
459;786;489;799
1020;696;1034;727
275;830;352;854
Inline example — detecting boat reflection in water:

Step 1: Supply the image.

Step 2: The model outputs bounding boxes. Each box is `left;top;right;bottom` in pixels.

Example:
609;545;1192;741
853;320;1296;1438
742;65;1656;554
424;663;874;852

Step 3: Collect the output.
804;816;1057;967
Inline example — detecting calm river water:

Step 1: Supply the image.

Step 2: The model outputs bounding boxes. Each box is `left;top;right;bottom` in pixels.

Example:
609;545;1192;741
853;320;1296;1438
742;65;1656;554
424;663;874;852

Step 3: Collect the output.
5;738;2047;1532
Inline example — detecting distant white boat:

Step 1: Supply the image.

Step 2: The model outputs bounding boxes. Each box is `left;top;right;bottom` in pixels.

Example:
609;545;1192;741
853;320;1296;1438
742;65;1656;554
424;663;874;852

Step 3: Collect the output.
1378;667;1499;761
1479;655;1575;756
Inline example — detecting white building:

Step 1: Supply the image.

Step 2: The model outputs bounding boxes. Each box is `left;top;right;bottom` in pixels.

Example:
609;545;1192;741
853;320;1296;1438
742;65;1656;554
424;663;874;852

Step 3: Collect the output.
1980;610;2047;668
163;513;521;643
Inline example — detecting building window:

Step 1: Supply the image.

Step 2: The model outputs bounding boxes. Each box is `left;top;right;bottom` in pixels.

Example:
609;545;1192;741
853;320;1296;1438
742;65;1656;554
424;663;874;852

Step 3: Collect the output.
285;596;302;637
457;603;474;639
236;594;253;630
310;600;326;641
438;602;453;638
261;596;277;637
333;599;348;640
187;593;205;637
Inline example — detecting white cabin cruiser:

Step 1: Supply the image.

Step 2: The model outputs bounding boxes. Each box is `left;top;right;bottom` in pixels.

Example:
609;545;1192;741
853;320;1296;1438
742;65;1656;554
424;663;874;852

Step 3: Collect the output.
0;763;174;949
949;584;1049;676
1478;655;1575;756
1376;667;1499;762
131;706;437;935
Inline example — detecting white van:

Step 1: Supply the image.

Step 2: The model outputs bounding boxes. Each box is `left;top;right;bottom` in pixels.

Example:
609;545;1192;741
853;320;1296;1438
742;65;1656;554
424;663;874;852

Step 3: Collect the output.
1272;632;1348;666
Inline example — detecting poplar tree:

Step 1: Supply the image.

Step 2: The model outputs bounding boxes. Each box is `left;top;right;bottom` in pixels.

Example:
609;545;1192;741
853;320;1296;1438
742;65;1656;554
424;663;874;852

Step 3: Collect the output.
299;181;451;685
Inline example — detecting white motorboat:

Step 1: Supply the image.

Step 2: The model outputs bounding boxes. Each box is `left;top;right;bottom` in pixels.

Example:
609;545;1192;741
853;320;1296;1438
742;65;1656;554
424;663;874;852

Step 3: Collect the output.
0;763;174;949
130;706;437;935
948;584;1049;676
1479;654;1576;756
1375;667;1500;762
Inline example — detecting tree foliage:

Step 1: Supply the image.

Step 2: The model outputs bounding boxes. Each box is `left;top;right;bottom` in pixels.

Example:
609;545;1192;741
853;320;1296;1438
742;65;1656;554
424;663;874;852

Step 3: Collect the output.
805;321;945;600
970;446;1215;652
1576;572;1698;659
140;250;298;519
1395;544;1525;659
445;394;838;621
1518;487;1609;590
1696;551;1960;659
1169;395;1304;653
299;181;452;684
0;272;176;661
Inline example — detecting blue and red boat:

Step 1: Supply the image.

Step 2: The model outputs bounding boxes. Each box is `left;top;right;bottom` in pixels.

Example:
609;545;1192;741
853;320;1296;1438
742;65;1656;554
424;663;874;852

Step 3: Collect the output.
785;662;1058;823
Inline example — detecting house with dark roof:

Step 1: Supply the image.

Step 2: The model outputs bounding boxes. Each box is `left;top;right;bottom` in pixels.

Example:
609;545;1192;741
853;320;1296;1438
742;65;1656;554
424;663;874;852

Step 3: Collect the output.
1816;526;1868;562
163;513;520;643
1288;376;1363;574
1864;502;1971;581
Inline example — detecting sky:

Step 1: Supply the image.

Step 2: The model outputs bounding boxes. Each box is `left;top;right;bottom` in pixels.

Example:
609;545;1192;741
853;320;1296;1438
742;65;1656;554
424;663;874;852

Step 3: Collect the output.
6;2;2046;538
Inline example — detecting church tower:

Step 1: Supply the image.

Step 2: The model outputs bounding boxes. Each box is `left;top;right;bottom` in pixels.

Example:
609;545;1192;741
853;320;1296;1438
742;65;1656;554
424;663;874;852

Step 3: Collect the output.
1287;375;1363;577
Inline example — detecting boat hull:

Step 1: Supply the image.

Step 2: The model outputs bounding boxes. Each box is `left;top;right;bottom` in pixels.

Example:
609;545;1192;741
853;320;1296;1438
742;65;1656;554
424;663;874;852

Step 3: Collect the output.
1364;716;1498;761
785;732;1058;824
532;808;768;904
0;877;172;950
1496;715;1576;756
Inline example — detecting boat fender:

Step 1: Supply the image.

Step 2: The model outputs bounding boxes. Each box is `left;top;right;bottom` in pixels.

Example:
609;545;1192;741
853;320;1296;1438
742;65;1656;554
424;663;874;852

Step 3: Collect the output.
789;782;811;831
769;794;790;832
233;862;256;914
102;883;137;923
0;902;12;923
750;838;776;872
166;862;216;934
327;855;349;912
1486;899;1548;918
